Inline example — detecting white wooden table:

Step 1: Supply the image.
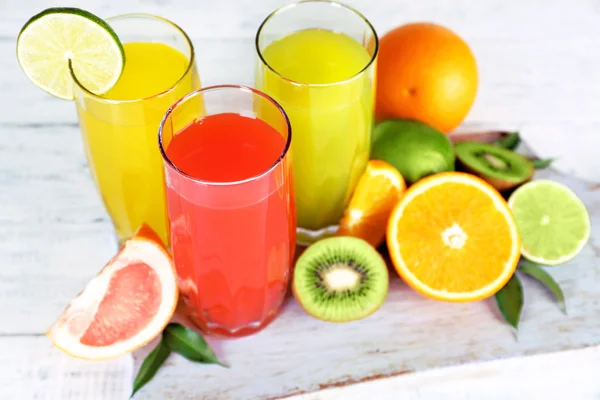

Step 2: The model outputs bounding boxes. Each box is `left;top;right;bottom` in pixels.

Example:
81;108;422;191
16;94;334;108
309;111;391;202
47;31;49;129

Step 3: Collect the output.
2;0;600;399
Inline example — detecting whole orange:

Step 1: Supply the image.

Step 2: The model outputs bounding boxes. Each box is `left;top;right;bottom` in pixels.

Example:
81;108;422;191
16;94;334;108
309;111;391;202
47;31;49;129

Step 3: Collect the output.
375;22;478;133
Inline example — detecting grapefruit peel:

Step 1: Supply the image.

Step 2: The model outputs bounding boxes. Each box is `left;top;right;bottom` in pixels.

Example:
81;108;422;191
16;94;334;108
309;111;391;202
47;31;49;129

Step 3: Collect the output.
47;225;178;360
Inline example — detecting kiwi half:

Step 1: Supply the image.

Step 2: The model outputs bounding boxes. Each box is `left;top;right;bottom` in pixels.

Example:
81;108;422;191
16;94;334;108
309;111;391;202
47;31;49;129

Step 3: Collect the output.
292;236;389;323
455;141;534;191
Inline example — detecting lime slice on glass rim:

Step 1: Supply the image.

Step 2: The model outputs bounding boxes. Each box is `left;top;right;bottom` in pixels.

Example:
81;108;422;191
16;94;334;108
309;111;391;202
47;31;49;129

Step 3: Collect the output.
507;179;591;266
16;7;125;100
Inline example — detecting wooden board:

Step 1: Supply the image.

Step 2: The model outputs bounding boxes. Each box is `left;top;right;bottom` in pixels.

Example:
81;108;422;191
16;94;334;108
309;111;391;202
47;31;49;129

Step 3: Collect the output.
130;167;600;399
1;0;600;398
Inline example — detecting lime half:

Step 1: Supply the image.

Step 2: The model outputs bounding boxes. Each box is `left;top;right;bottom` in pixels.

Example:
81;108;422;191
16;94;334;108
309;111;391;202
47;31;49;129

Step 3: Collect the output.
508;179;591;266
16;8;124;100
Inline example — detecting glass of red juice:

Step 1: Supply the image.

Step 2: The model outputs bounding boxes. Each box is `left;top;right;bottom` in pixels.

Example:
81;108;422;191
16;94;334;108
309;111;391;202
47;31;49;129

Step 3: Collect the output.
158;85;295;337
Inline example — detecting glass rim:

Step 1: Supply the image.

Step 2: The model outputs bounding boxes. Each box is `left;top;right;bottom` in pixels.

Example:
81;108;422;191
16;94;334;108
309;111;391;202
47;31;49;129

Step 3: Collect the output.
254;0;379;88
158;84;293;187
69;13;196;104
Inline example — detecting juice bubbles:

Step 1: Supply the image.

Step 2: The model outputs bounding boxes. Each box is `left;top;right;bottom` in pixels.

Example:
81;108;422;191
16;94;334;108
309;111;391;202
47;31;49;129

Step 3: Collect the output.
159;86;295;337
74;15;199;246
256;2;378;234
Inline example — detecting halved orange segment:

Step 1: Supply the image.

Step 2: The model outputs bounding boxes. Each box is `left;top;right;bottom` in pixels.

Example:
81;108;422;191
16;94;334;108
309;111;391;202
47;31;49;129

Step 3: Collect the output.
47;224;178;360
387;172;521;302
337;160;406;248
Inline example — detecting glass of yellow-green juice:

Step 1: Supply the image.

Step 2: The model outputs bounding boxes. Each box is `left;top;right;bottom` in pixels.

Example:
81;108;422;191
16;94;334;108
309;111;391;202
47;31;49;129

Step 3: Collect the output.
72;14;200;246
255;0;378;243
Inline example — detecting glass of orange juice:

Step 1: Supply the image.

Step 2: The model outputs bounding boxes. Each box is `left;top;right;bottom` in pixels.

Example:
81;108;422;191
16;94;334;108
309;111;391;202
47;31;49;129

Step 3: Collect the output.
72;14;200;247
255;1;378;243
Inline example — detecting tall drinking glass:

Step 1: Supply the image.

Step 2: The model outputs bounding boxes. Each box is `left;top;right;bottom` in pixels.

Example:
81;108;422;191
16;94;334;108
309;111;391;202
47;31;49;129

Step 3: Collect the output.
159;85;295;337
255;0;378;243
72;14;200;247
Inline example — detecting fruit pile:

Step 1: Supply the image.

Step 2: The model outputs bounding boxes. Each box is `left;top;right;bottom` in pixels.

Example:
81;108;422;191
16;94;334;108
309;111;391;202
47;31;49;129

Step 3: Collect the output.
298;126;590;324
291;24;591;325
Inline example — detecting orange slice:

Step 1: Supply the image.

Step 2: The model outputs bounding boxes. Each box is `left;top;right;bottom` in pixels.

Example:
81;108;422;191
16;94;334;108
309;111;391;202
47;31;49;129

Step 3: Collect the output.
337;160;406;248
387;172;520;302
47;224;178;360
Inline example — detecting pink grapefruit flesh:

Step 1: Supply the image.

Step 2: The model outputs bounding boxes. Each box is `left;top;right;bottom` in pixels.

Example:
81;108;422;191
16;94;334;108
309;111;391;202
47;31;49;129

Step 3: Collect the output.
47;224;178;360
80;262;162;346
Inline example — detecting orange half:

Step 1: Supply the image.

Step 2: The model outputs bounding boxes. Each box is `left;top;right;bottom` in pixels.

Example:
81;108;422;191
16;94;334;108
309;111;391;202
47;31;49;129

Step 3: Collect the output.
337;160;406;248
387;172;520;302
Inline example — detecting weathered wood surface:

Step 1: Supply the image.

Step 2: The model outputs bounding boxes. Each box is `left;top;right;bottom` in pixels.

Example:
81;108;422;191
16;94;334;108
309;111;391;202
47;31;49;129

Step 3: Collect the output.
1;0;600;398
3;337;600;399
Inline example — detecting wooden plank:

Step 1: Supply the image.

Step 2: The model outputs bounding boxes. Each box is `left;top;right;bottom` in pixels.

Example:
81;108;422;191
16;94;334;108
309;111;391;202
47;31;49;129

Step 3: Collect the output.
0;38;256;125
4;0;600;39
0;336;133;399
0;124;118;335
4;33;600;129
3;336;599;399
289;346;600;400
2;0;600;181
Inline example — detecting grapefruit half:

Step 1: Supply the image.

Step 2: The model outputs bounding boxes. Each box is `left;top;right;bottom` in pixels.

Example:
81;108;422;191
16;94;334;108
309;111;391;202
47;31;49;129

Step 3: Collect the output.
47;224;178;360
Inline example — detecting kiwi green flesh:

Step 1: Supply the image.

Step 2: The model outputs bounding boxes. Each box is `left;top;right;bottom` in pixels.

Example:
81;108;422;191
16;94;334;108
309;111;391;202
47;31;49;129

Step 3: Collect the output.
293;236;389;323
455;141;534;183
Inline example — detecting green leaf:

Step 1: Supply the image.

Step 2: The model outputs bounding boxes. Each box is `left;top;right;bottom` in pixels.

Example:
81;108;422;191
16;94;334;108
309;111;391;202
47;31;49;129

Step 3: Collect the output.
530;157;554;169
164;323;227;367
518;260;566;314
131;339;171;398
494;273;524;331
495;132;520;150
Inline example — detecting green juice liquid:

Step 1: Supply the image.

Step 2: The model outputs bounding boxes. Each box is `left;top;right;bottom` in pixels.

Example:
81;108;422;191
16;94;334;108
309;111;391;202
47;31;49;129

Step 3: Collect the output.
257;28;375;231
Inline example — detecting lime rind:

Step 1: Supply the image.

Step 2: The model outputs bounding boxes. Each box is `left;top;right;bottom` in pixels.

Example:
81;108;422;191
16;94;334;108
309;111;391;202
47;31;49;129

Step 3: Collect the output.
371;119;455;185
16;7;125;100
508;179;591;266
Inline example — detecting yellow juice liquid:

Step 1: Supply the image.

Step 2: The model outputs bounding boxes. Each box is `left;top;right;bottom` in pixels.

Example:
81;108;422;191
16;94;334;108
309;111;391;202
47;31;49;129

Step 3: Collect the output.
257;29;375;231
76;42;199;246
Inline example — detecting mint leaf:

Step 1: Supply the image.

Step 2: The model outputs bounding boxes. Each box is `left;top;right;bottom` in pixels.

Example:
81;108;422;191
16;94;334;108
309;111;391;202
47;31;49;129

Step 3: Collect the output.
530;158;554;169
495;132;520;150
519;260;566;314
131;339;171;398
164;323;227;367
494;273;524;331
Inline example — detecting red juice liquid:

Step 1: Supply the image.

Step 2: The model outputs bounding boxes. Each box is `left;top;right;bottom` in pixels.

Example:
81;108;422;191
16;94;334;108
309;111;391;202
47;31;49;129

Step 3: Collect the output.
164;113;295;337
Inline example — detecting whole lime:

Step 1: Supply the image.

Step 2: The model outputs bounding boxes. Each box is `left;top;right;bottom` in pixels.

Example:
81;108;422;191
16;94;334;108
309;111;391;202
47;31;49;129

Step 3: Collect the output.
371;119;455;184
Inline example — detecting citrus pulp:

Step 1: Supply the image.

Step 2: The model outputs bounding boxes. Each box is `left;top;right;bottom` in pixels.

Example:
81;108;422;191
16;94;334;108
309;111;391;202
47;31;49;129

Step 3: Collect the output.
17;7;124;100
387;172;521;302
337;160;406;248
47;224;178;360
508;180;590;265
